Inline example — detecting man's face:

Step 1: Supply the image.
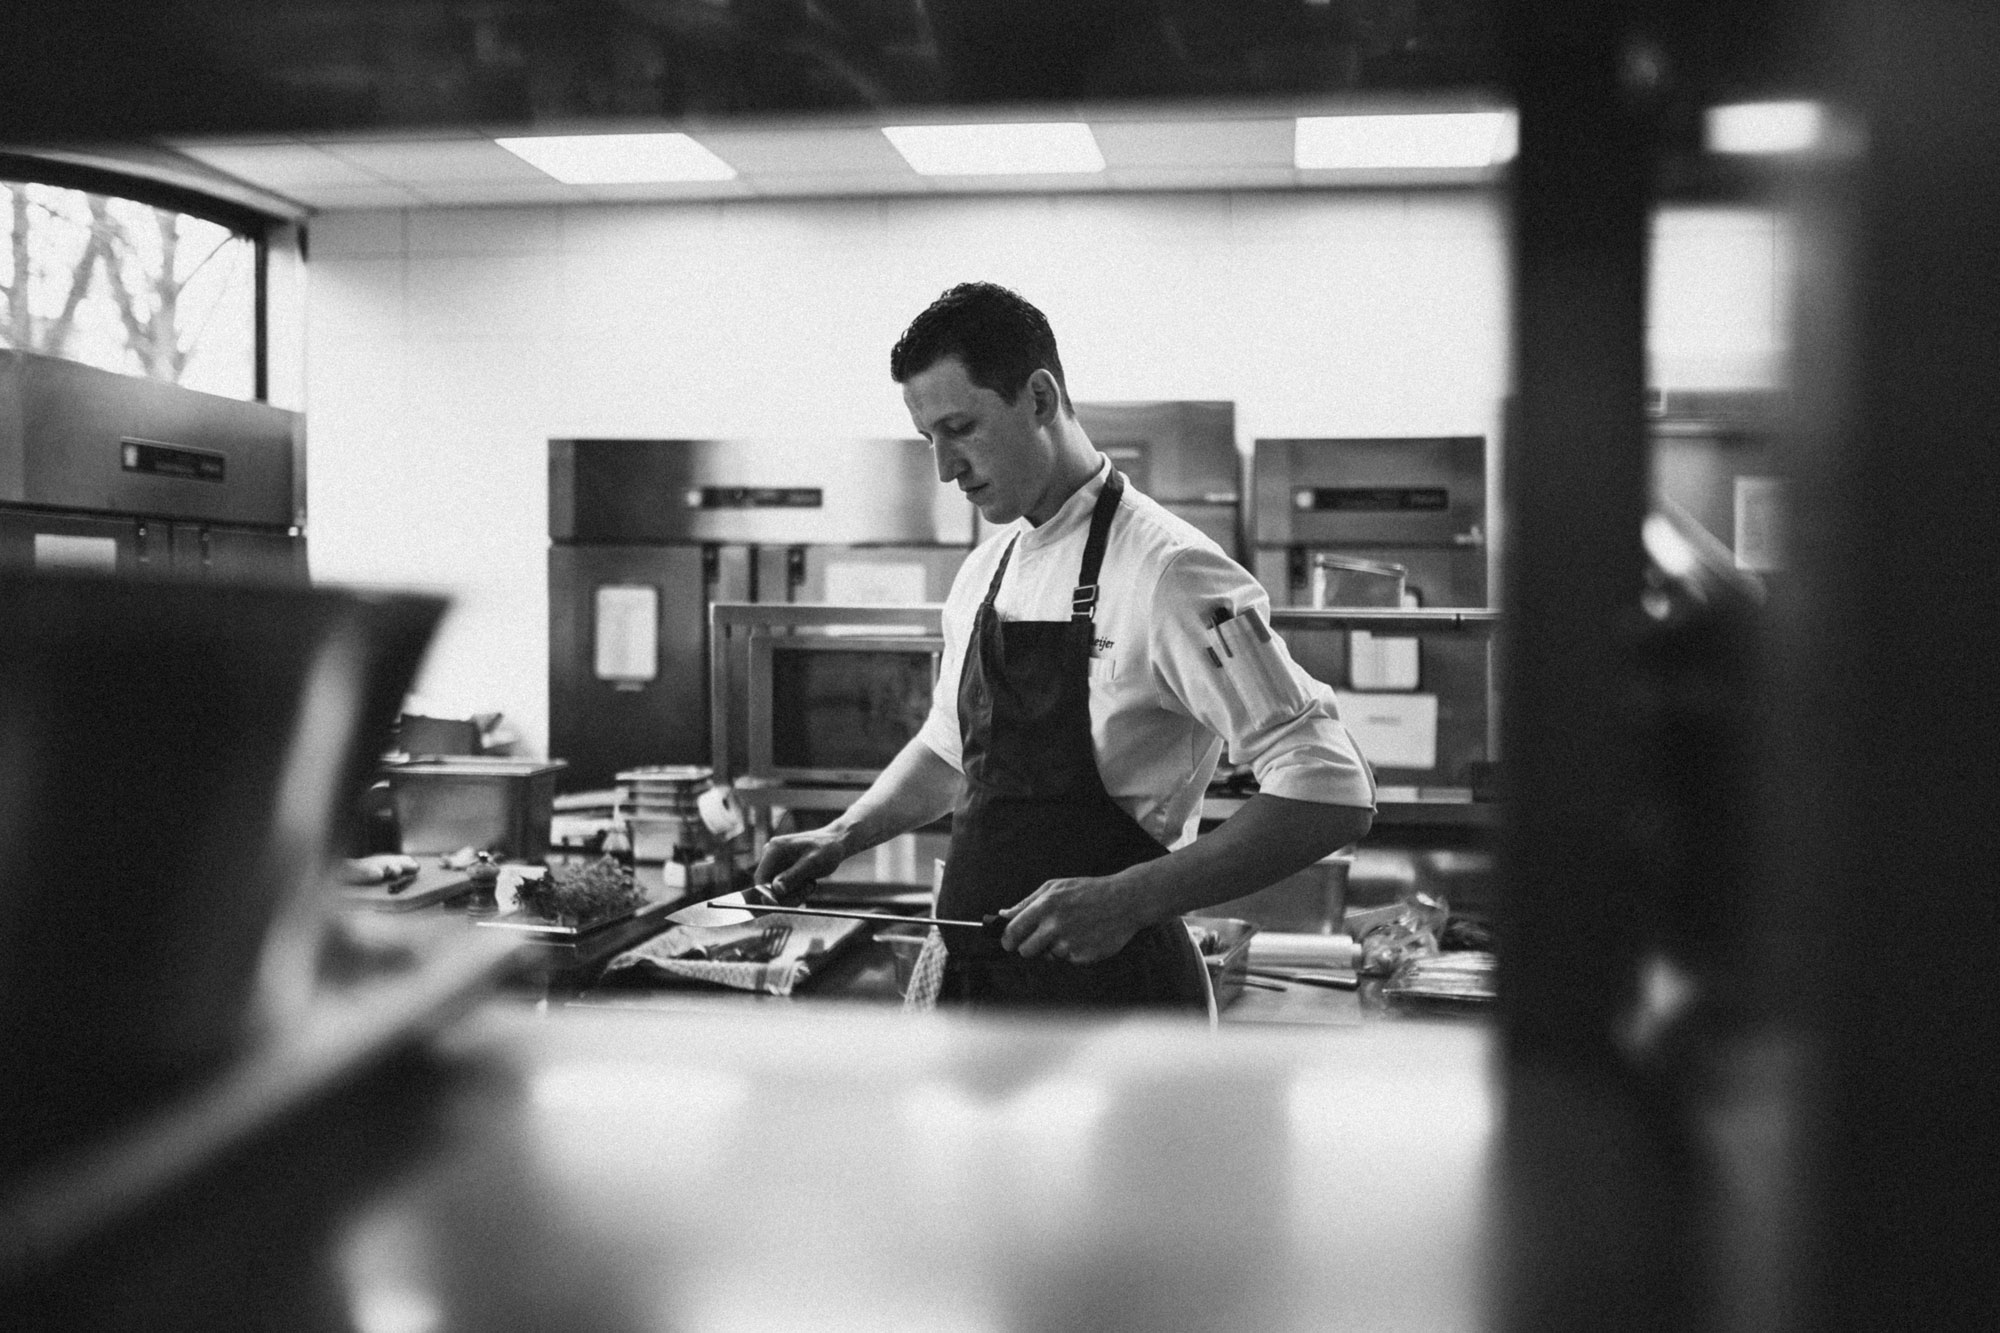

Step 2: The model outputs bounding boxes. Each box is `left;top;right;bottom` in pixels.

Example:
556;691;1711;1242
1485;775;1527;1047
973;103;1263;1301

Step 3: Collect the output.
902;355;1063;526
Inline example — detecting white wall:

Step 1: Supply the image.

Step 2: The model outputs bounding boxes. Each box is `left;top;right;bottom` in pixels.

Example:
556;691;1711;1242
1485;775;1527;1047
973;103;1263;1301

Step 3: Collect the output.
301;187;1782;760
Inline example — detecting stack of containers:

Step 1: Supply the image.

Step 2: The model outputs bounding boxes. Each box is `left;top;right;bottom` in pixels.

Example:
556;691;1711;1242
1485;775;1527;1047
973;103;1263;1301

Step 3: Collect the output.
616;766;711;864
615;765;751;890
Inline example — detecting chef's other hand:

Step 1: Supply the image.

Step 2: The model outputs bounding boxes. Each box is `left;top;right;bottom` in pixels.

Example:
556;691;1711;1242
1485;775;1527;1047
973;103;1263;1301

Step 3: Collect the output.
752;827;854;904
1002;874;1146;964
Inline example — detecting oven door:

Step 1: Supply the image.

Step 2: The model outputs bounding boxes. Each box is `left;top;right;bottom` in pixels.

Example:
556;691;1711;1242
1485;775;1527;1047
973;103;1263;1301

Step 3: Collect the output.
746;633;944;785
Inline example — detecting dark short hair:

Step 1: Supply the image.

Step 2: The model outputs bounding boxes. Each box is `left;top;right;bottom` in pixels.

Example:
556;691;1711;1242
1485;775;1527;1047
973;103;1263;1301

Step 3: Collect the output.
890;281;1070;410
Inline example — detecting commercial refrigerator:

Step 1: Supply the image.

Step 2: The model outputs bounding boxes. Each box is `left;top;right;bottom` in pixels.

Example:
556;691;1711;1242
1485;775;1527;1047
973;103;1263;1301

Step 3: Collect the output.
0;350;307;583
1250;436;1489;788
548;437;974;792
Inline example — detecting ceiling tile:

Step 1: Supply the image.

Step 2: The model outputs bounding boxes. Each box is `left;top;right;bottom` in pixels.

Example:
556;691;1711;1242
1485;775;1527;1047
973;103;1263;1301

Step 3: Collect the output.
577;179;755;203
740;171;930;197
292;183;430;210
1091;119;1295;169
405;180;586;206
695;126;914;176
317;139;553;184
916;173;1112;195
1294;164;1499;188
1103;165;1298;191
172;142;386;189
134;103;1512;211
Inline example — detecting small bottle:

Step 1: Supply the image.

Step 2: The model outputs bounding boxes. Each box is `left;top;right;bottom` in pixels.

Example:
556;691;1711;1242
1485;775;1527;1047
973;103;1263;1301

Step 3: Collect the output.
463;851;502;917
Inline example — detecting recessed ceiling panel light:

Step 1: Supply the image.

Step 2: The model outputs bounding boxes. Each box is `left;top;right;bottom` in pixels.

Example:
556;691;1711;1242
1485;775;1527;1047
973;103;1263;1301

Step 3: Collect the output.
493;133;736;183
1294;112;1518;170
882;123;1105;175
1706;101;1825;155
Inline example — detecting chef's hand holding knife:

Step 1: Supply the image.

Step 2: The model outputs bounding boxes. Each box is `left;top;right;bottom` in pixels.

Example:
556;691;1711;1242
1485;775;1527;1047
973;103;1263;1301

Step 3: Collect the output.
751;827;859;905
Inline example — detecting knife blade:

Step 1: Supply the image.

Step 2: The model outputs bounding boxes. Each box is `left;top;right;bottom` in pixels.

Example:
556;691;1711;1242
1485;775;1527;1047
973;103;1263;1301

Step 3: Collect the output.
715;890;1003;936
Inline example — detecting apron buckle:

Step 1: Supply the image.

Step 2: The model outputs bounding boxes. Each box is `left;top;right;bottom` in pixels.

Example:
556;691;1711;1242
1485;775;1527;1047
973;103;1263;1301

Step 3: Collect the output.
1071;583;1099;619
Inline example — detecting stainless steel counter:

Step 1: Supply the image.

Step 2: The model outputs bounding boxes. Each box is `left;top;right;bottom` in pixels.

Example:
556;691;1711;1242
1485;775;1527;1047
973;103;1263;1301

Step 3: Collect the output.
4;899;1495;1331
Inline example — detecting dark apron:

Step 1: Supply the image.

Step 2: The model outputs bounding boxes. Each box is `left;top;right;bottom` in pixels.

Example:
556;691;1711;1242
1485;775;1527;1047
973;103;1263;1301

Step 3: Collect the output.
936;470;1209;1013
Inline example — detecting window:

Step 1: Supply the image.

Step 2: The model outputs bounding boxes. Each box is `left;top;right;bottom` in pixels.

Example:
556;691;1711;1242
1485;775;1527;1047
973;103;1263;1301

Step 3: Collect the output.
2;176;258;400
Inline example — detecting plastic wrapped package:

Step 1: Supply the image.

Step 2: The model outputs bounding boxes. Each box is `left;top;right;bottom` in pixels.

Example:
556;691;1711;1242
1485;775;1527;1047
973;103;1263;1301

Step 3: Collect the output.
1357;887;1450;977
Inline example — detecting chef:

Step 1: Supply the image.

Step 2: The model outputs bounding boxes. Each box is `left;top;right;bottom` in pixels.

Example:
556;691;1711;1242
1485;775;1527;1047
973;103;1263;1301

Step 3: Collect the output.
755;282;1375;1011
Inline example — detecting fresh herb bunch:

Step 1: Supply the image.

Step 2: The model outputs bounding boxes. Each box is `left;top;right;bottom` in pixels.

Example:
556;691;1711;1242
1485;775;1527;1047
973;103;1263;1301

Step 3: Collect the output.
515;855;645;926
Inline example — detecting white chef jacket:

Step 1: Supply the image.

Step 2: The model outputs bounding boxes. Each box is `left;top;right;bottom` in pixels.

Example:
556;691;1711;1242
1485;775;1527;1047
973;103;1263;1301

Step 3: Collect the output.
916;457;1376;850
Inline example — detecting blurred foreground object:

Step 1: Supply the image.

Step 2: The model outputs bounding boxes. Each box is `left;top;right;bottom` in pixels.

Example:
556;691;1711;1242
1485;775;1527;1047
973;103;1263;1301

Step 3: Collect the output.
0;570;445;1181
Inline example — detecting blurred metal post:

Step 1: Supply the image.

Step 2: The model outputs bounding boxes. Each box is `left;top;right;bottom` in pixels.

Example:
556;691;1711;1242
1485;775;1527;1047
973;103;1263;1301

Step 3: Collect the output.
1766;4;2000;1329
1494;3;1694;1330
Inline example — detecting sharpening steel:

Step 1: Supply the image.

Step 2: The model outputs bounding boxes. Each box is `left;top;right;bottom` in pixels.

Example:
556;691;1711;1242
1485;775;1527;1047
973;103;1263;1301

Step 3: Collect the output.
721;890;1004;935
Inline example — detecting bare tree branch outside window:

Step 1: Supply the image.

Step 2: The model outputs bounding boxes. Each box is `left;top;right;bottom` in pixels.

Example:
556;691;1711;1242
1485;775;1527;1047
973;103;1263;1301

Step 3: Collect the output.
1;179;256;400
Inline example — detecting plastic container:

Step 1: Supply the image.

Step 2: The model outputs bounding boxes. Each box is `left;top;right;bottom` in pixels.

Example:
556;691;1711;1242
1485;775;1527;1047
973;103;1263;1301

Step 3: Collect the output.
385;757;568;859
1311;555;1407;609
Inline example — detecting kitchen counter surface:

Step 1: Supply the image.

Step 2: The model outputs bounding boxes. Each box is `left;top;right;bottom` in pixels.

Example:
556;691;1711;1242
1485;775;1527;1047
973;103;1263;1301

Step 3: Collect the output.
557;923;1450;1030
8;960;1499;1332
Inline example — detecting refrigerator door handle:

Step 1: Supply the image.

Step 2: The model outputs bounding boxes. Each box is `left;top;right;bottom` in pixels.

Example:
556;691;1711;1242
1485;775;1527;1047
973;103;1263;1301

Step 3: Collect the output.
786;546;806;602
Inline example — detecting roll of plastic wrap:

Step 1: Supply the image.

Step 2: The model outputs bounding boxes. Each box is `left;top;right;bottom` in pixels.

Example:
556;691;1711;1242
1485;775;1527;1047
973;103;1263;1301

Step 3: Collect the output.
695;784;746;840
1246;932;1362;969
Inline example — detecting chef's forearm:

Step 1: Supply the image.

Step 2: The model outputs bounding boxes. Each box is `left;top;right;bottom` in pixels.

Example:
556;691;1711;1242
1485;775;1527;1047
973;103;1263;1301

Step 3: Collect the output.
1121;792;1371;921
823;735;963;856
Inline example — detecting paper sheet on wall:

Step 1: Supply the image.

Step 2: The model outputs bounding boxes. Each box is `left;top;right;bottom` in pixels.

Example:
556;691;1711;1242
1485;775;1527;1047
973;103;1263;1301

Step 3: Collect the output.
1333;691;1439;770
34;533;118;572
594;585;658;682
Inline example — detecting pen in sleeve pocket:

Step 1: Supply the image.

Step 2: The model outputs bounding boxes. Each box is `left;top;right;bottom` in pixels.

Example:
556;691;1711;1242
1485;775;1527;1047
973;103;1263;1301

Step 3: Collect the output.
1203;605;1234;667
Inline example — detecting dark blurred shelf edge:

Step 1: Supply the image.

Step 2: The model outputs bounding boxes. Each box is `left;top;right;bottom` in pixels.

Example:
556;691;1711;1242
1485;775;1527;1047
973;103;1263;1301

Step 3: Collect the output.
0;919;527;1291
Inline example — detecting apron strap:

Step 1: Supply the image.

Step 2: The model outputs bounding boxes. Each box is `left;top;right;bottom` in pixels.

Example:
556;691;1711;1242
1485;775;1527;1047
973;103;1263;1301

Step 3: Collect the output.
1071;468;1125;623
980;467;1126;616
982;537;1019;608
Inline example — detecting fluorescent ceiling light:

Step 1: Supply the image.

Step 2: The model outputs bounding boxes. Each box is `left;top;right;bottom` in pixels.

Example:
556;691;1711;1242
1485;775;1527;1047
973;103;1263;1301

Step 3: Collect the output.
493;133;736;183
1706;101;1825;155
882;123;1105;175
1294;112;1517;170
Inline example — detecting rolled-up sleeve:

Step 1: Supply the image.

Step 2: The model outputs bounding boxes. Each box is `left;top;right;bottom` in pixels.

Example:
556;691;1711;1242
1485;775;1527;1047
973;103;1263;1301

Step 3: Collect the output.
1147;547;1375;808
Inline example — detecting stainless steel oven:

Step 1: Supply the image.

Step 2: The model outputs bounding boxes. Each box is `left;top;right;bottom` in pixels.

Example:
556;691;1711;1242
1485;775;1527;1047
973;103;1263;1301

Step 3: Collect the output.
709;601;947;791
